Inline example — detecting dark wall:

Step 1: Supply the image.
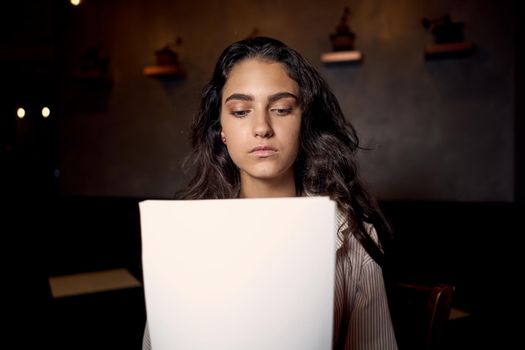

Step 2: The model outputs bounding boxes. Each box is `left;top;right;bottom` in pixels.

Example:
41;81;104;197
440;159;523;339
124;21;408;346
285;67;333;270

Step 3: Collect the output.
48;0;515;201
515;1;525;203
1;0;60;197
1;0;517;201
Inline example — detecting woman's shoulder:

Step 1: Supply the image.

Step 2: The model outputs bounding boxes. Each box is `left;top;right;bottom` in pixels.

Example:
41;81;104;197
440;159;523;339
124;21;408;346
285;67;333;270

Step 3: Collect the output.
337;211;379;265
336;210;379;244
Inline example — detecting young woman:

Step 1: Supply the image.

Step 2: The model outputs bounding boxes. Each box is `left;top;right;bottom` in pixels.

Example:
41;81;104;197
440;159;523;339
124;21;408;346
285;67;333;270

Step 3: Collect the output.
143;36;398;350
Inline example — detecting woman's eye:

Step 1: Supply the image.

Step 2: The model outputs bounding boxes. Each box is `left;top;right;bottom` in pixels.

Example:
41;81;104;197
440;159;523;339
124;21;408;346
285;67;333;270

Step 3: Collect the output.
271;108;293;116
231;110;248;118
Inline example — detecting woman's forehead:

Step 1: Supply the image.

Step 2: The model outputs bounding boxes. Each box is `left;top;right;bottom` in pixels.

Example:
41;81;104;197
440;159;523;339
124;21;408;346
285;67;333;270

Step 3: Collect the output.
222;59;299;99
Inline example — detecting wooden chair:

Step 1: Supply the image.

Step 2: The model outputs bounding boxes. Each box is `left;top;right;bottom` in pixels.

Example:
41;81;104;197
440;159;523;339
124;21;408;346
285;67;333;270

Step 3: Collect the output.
388;282;455;350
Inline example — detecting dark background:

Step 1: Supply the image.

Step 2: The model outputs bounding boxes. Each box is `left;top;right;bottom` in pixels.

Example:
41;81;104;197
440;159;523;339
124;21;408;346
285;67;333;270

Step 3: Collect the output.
1;0;518;201
1;0;521;348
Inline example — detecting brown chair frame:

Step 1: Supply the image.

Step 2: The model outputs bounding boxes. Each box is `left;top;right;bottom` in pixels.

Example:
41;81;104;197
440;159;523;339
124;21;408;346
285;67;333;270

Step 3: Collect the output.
388;282;455;350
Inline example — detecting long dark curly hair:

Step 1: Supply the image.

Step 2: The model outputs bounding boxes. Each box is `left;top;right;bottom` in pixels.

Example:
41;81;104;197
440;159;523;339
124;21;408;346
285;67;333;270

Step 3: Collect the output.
177;36;392;267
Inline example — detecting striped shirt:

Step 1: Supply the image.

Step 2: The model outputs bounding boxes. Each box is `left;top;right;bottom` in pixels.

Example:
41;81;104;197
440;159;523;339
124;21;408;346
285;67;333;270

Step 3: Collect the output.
332;213;398;349
142;213;398;349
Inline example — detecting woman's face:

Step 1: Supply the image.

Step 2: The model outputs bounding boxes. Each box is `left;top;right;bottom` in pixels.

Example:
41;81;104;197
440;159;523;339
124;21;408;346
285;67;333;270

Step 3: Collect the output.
220;58;302;186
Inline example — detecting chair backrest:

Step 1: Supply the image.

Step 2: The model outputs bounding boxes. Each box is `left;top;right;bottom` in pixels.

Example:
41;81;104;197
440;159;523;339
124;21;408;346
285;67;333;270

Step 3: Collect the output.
388;282;455;350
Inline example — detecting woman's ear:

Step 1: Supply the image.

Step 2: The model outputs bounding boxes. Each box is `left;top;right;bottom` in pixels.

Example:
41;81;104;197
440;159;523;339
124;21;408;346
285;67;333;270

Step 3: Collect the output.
220;131;226;144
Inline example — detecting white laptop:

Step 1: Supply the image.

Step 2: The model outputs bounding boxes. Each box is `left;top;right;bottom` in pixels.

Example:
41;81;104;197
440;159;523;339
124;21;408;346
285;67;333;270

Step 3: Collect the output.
140;197;337;350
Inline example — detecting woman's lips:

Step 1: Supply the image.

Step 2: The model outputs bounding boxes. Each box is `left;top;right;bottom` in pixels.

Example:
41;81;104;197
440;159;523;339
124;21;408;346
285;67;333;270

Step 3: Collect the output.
250;146;277;157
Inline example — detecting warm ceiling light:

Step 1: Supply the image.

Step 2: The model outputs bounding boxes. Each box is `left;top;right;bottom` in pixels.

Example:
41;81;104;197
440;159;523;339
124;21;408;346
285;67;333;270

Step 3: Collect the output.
42;107;51;118
17;107;26;119
70;0;81;6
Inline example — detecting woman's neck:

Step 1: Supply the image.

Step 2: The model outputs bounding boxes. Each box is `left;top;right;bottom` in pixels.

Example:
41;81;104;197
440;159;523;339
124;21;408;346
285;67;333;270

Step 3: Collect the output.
239;172;297;198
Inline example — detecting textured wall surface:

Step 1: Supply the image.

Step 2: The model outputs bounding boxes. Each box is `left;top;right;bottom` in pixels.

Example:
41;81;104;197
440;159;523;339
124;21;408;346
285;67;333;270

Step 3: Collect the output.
56;0;514;201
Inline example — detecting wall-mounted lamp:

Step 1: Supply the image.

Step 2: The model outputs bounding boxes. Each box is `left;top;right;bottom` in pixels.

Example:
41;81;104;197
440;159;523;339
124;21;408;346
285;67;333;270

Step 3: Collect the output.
42;107;51;118
17;107;25;119
15;106;52;119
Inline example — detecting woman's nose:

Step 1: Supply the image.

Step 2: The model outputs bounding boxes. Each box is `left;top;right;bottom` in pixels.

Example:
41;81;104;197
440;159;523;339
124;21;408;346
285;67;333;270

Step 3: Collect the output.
253;111;274;138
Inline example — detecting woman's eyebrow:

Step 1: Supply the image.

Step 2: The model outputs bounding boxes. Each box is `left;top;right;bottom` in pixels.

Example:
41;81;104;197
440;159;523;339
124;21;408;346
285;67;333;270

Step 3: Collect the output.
224;92;298;104
268;92;298;103
224;93;253;103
